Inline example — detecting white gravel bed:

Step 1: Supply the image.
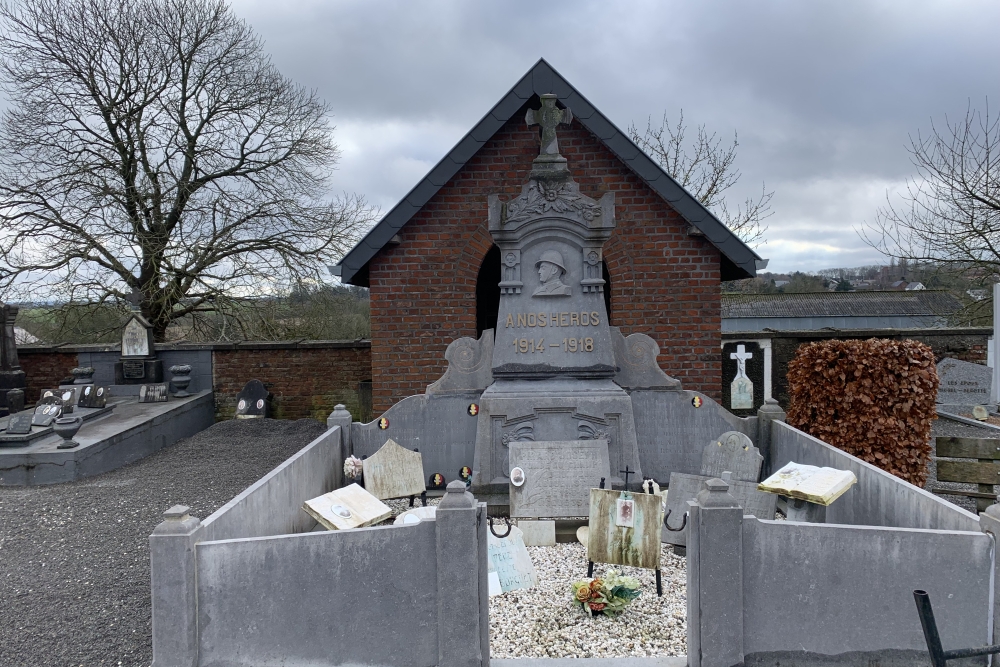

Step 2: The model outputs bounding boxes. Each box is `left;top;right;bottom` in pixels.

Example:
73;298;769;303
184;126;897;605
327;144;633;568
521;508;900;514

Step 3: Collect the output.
489;542;686;659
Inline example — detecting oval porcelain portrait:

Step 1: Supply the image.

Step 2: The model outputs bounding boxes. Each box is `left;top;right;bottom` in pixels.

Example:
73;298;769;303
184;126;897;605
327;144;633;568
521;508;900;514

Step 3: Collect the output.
331;504;352;519
509;466;525;487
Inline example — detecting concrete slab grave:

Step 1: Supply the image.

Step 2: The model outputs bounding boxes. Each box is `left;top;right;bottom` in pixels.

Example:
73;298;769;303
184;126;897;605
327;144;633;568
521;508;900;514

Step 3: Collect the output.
361;437;425;500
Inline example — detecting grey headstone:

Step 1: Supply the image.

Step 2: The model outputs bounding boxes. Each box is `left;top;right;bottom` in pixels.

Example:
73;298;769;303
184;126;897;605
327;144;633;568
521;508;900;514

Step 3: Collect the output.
32;403;60;426
610;327;680;390
139;384;169;403
6;412;32;434
663;472;777;546
425;329;494;394
937;358;993;410
235;379;268;418
121;314;154;358
700;431;763;482
508;439;611;518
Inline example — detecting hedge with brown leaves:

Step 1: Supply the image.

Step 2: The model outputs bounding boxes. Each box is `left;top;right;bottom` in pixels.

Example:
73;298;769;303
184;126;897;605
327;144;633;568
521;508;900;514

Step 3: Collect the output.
786;338;938;486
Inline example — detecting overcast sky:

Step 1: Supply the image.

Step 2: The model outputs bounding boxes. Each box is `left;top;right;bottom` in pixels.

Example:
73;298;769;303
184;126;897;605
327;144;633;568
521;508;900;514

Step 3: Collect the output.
231;0;999;274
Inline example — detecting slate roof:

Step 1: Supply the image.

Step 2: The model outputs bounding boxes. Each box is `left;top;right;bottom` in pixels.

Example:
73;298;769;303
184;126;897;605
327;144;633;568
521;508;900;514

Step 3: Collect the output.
721;291;963;319
336;58;762;286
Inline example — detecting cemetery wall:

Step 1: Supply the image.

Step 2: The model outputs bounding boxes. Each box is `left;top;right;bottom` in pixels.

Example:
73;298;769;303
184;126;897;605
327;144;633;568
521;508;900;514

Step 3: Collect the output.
723;327;990;409
18;340;372;421
367;113;723;413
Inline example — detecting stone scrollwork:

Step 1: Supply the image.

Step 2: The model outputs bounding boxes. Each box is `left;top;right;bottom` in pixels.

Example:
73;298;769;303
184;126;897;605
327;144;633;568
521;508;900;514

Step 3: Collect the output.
610;328;681;390
503;179;603;226
577;420;609;444
501;422;534;446
425;329;494;394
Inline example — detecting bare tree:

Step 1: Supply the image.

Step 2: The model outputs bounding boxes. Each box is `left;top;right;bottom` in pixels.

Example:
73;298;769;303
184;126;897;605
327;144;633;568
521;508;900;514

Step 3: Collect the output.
861;102;1000;322
0;0;372;340
629;111;771;247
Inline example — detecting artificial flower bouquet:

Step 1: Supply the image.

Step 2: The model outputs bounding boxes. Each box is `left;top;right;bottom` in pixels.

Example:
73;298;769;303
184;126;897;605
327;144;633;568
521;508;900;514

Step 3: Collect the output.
571;569;641;616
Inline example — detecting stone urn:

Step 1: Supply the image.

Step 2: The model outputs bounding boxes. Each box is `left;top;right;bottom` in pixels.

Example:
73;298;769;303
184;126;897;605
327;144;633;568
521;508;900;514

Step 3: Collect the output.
71;367;96;385
53;415;83;449
168;364;193;397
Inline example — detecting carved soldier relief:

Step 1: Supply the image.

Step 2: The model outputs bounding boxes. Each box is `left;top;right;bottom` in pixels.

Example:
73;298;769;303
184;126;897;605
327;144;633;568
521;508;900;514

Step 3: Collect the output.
532;250;571;297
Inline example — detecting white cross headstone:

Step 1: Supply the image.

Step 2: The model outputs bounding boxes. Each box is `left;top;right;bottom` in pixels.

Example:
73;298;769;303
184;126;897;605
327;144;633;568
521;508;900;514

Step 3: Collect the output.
730;344;754;410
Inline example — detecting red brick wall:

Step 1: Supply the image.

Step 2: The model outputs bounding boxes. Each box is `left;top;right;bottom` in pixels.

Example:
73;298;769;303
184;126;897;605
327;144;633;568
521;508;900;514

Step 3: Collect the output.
368;112;722;412
19;350;78;402
212;344;372;421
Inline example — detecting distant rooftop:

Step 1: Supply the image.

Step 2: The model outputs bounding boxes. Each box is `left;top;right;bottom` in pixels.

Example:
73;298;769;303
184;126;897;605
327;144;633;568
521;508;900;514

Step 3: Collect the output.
721;290;962;332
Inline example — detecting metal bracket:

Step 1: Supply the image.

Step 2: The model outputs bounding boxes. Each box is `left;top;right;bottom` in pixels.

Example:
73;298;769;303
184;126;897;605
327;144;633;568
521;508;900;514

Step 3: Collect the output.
664;509;687;532
488;516;512;539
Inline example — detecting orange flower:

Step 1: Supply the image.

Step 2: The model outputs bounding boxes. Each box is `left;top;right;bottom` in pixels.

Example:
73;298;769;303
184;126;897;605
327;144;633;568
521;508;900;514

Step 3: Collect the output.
575;586;590;602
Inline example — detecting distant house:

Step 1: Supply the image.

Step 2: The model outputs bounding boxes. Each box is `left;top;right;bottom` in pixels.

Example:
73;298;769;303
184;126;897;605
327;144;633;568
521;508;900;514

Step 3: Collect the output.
722;290;959;332
773;280;789;288
904;282;925;291
889;280;908;290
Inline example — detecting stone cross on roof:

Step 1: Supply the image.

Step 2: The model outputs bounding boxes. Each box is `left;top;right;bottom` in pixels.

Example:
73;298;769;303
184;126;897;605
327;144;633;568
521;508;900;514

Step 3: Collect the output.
526;93;573;159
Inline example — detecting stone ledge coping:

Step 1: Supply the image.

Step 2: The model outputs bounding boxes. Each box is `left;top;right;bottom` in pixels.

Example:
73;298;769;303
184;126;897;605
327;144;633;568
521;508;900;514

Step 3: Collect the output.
17;339;372;354
723;326;992;339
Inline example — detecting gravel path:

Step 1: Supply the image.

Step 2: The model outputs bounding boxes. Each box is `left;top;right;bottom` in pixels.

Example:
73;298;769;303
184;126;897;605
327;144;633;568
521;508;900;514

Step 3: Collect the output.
490;543;686;659
0;418;327;667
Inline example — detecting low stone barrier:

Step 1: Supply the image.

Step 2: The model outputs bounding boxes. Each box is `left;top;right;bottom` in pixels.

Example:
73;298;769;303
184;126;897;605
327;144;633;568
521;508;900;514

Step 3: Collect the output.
149;424;488;667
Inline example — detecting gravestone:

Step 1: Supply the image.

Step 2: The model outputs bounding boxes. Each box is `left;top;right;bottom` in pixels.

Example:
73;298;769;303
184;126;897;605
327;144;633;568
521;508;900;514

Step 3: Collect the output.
472;93;643;498
78;385;108;409
721;341;764;416
0;302;26;417
114;313;163;384
487;525;538;593
235;379;269;419
138;384;168;403
936;358;993;410
587;488;662;570
701;431;763;481
362;438;426;500
302;483;392;530
6;412;32;435
664;433;772;547
32;403;60;427
57;387;79;413
508;439;610;518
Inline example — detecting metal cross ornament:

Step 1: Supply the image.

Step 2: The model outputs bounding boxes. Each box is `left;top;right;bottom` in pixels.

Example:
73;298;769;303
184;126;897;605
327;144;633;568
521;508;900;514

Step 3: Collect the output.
620;466;635;488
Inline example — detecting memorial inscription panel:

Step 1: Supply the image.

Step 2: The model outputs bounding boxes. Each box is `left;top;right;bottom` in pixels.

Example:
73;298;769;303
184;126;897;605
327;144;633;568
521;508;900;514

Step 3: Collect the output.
121;317;151;357
508;439;610;518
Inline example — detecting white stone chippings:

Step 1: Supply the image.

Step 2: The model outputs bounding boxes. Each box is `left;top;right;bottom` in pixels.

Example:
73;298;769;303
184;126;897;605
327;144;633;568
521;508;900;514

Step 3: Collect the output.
489;543;687;658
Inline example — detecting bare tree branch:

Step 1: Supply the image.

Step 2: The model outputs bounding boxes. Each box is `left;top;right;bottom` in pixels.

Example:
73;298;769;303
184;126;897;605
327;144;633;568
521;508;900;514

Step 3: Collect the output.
629;110;771;248
0;0;374;340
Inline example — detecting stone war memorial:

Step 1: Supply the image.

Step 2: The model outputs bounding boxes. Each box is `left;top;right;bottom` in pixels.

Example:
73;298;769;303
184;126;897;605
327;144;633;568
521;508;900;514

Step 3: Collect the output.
149;61;1000;667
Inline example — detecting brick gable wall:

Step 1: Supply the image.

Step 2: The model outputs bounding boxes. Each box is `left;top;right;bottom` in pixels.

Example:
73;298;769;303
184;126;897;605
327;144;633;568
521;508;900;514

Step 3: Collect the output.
368;112;722;412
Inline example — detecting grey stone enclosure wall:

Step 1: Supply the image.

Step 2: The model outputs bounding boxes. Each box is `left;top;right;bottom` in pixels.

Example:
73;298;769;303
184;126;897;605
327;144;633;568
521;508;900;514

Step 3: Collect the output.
687;421;995;667
149;426;489;667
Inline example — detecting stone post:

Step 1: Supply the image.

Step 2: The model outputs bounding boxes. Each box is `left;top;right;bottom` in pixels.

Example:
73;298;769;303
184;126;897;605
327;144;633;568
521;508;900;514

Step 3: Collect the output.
327;403;353;449
978;504;1000;646
687;479;745;667
149;505;202;667
435;481;487;667
756;397;786;477
992;283;1000;407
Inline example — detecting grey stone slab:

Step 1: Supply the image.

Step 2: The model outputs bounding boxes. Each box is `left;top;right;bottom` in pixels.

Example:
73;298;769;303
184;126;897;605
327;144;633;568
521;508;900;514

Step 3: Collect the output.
509;439;610;518
663;472;776;546
700;431;762;481
362;438;426;500
770;421;979;532
196;523;441;667
351;392;481;484
425;329;494;395
631;389;757;483
610;327;680;390
741;518;993;658
491;660;687;667
0;391;213;486
937;357;993;409
472;378;642;491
